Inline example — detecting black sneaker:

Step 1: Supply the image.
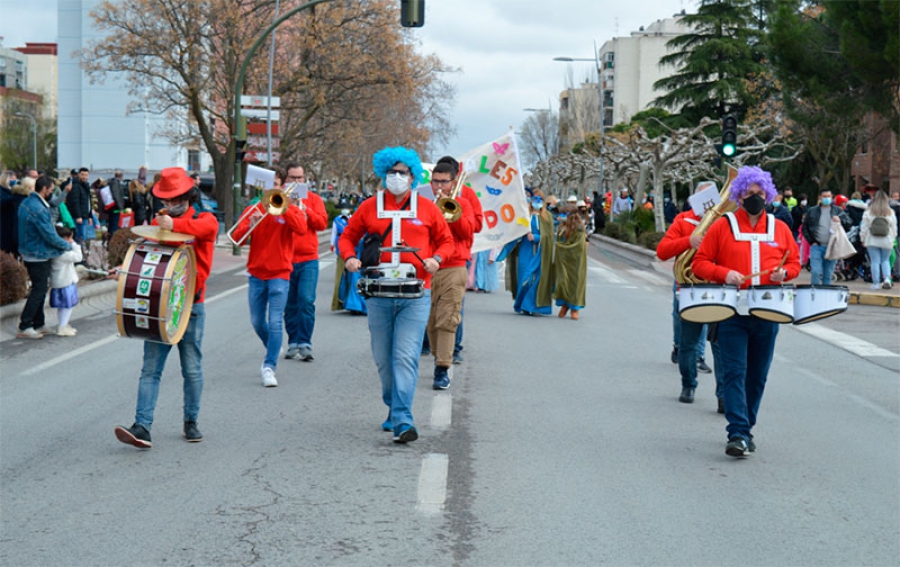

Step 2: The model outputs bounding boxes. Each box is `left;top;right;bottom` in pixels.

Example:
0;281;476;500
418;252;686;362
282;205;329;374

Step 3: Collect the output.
725;437;749;458
678;387;695;403
393;425;418;443
184;421;203;442
697;358;712;374
433;366;450;390
670;346;679;364
115;424;152;449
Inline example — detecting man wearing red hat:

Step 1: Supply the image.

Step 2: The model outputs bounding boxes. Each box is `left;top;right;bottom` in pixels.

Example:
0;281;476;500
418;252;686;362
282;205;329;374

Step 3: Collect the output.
230;176;308;387
115;167;219;449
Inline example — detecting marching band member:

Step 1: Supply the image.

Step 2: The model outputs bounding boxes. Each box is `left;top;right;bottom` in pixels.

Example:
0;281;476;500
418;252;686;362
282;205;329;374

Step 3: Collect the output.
115;167;218;448
692;166;800;458
436;156;483;365
338;146;453;443
282;163;329;363
427;160;477;390
230;178;308;388
656;182;715;406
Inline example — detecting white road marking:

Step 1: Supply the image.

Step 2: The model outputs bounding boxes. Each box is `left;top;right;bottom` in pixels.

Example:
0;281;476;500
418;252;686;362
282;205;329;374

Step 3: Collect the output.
792;322;899;358
627;269;670;286
21;334;119;377
416;453;449;515
18;285;250;377
589;265;627;285
431;394;452;430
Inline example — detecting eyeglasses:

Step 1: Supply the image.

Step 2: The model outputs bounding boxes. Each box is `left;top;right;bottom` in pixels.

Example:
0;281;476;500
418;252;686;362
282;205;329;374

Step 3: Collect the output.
432;179;453;186
387;169;411;177
286;175;305;181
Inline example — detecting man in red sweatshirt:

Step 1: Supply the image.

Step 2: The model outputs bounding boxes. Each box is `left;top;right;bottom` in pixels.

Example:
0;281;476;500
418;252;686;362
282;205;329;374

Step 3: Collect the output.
427;160;477;389
338;146;454;443
115;167;218;448
281;163;329;362
231;182;308;387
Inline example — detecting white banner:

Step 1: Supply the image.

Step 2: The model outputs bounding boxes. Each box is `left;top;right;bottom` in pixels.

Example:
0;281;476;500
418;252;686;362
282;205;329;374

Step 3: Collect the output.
457;131;531;253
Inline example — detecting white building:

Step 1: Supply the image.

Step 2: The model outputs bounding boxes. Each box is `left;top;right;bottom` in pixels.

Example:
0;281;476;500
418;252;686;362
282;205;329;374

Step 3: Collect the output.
12;43;58;120
598;14;693;127
57;0;208;174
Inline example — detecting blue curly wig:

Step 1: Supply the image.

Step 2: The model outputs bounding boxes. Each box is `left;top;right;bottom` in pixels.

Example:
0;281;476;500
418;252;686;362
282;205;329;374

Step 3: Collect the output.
372;146;422;189
729;166;777;204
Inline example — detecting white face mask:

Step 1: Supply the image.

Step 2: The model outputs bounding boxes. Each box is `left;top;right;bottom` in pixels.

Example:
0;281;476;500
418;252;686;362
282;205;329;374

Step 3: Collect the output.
385;174;409;195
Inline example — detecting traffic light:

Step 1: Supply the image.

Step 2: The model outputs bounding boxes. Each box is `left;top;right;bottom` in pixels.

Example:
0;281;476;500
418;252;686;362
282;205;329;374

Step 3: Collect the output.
400;0;424;27
235;139;248;162
721;114;737;157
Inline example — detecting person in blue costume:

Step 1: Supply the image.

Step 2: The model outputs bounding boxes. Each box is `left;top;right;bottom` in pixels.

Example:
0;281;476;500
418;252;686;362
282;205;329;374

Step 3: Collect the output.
498;189;554;315
330;208;367;314
472;247;500;292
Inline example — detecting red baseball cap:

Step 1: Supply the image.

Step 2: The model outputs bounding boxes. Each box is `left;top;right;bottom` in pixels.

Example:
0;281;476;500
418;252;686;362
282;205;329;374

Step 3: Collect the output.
152;167;194;199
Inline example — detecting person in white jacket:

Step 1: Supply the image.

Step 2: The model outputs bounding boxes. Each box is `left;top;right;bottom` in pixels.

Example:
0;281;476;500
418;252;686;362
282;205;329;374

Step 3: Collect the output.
49;225;83;336
860;190;898;290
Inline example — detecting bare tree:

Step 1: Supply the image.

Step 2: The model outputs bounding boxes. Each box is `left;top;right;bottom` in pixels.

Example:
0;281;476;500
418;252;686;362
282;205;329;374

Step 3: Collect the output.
519;110;559;171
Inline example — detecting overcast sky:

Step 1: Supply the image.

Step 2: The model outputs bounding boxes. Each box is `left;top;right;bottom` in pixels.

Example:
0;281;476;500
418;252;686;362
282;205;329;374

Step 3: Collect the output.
1;0;692;159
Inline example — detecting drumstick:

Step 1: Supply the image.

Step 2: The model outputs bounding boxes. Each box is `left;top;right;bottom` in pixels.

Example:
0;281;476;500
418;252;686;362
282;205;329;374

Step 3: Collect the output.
775;250;789;271
740;270;769;283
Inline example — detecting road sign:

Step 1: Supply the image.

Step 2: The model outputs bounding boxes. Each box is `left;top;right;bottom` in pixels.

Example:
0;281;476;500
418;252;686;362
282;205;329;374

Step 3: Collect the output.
240;95;281;108
242;109;280;120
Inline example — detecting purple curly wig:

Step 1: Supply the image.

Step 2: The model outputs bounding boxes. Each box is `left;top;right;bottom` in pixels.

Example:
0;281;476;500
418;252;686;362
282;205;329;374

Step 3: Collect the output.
729;166;777;204
372;146;423;189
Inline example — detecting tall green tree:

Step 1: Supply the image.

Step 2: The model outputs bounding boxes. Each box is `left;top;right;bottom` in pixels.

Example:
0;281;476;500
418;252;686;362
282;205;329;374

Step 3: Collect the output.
653;0;765;123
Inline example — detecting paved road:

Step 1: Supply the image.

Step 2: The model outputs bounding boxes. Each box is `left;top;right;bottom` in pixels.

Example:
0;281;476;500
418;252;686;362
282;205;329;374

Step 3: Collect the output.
1;244;898;566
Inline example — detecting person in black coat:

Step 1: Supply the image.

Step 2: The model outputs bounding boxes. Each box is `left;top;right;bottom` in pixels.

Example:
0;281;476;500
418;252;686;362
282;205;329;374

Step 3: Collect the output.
66;168;94;244
591;191;606;232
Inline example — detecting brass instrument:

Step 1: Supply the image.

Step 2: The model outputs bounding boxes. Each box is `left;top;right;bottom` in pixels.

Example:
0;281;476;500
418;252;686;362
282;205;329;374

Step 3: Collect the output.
436;171;467;223
674;166;739;284
226;188;290;246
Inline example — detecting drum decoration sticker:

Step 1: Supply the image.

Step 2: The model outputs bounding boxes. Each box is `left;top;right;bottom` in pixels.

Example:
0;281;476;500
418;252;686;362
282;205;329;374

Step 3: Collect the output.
165;254;191;339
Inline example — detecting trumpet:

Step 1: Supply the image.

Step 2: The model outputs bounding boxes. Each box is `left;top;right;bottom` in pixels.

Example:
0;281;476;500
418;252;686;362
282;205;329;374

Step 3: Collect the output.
226;188;290;246
436;171;467;223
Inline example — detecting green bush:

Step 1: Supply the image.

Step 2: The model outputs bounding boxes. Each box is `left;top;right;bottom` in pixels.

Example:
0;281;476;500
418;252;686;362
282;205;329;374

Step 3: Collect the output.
603;222;624;240
637;230;665;251
0;252;29;306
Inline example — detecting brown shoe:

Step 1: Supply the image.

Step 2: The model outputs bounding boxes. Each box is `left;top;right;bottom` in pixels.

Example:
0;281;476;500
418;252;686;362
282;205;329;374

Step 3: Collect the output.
571;310;579;320
558;305;569;318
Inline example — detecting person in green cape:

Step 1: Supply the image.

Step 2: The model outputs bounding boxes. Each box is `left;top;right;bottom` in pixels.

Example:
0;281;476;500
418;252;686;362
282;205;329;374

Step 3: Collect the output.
553;203;588;320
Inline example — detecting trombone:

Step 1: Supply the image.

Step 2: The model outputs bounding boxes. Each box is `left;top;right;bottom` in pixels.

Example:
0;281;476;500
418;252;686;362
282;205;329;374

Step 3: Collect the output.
436;171;467;223
226;188;290;246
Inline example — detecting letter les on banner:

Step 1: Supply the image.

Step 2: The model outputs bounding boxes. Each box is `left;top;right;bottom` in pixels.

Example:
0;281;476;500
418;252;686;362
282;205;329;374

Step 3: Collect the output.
484;210;499;229
500;204;515;223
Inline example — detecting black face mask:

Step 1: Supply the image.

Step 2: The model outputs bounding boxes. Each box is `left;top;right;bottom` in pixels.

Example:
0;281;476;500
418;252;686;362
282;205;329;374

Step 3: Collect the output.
742;194;766;215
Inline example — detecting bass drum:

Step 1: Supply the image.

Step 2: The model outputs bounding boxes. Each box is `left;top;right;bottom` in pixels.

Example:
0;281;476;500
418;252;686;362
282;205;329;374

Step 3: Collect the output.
678;284;738;323
792;285;849;325
748;285;795;324
116;242;197;344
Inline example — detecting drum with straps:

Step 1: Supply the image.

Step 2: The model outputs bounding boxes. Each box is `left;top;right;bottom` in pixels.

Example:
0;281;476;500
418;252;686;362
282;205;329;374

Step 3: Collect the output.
678;284;739;323
792;285;849;325
357;263;424;299
115;241;197;344
748;285;795;324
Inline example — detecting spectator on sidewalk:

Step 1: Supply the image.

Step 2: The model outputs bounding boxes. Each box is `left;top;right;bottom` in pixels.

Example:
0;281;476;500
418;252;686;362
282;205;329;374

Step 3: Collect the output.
801;190;851;286
49;225;83;337
67;168;93;245
16;176;77;339
860;190;897;290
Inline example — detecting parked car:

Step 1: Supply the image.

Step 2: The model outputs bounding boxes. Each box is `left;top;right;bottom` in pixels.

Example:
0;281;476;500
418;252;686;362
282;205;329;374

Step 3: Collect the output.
197;175;218;214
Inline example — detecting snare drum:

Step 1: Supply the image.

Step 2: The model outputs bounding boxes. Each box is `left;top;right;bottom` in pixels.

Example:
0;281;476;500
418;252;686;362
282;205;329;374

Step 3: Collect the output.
792;285;848;325
116;242;197;344
678;284;739;323
748;285;795;324
357;277;425;299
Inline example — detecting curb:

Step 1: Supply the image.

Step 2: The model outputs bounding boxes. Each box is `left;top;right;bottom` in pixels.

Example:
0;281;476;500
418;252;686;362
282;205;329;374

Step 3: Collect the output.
589;232;899;309
1;279;119;324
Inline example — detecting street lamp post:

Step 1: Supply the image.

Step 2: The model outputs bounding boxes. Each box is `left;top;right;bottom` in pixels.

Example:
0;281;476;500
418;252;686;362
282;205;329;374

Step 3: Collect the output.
553;48;605;197
14;112;37;170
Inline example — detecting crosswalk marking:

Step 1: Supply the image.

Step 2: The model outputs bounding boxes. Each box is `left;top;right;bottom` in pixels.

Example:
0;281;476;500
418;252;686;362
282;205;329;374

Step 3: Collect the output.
627;269;670;286
589;264;627;285
793;323;899;358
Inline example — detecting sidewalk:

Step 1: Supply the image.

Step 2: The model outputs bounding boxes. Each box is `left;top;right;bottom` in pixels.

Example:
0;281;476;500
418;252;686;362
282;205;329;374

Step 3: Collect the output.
590;233;900;308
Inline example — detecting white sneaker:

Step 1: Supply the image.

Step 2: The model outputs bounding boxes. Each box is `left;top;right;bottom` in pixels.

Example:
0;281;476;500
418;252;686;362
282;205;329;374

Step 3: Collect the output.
261;366;278;387
57;325;77;337
34;326;52;335
883;279;893;290
16;328;44;340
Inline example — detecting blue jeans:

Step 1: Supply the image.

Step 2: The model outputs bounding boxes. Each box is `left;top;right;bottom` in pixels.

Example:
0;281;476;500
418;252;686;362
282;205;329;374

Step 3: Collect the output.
867;246;892;284
716;315;778;441
710;337;724;399
679;320;708;389
135;303;205;429
672;284;706;358
366;290;431;431
249;276;289;369
74;221;88;245
454;295;465;355
809;244;837;285
284;260;319;348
